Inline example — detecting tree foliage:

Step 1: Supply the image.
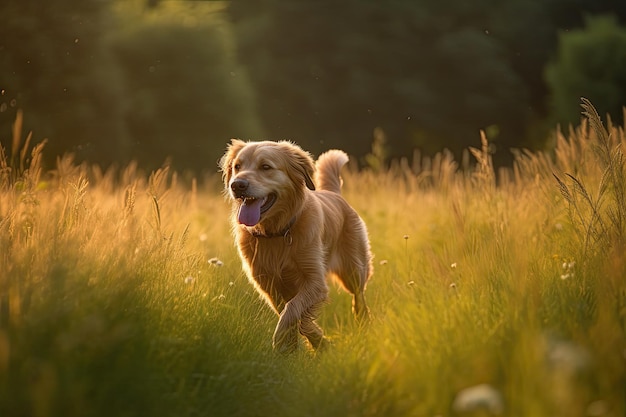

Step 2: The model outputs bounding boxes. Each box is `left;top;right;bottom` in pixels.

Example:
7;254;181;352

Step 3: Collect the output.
109;1;262;171
546;15;626;127
0;0;261;171
228;0;625;164
1;0;625;171
0;0;126;163
228;1;534;163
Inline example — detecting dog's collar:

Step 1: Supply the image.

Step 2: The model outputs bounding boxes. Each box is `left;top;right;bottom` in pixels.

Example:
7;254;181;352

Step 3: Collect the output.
250;217;296;245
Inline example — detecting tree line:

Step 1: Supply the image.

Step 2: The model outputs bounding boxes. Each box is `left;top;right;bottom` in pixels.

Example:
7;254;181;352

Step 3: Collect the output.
1;0;625;172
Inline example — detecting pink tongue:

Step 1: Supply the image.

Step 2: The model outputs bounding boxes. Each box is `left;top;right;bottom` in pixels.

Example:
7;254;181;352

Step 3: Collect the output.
238;199;263;226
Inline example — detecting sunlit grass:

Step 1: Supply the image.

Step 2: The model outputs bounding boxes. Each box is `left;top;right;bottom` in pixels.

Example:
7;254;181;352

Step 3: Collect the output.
1;102;625;417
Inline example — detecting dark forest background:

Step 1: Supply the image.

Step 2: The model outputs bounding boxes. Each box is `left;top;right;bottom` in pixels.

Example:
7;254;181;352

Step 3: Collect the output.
1;0;626;172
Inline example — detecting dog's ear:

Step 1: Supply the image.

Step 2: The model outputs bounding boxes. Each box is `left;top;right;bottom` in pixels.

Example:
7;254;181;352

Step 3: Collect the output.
302;164;316;190
283;142;316;191
219;139;246;188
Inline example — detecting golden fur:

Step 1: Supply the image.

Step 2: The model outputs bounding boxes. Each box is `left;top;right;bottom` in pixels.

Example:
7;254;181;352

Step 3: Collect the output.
220;140;372;352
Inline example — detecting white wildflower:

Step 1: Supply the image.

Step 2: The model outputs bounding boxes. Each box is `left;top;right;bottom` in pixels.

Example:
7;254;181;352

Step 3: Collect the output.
452;384;504;415
208;257;224;267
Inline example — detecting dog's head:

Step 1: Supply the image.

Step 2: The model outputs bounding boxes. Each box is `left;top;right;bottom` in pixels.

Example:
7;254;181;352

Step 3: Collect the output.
219;140;315;227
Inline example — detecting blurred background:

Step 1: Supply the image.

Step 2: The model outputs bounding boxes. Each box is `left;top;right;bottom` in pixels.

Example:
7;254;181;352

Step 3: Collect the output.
1;0;625;173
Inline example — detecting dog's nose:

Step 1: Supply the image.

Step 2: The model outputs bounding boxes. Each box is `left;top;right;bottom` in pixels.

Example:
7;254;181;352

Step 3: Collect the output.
230;179;249;196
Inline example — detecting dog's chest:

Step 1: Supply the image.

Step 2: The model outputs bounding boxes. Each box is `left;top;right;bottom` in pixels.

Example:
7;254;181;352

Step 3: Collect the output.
239;236;302;289
239;236;292;271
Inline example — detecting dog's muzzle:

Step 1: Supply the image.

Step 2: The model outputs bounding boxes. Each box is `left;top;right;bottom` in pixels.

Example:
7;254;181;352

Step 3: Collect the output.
231;178;250;199
230;178;277;226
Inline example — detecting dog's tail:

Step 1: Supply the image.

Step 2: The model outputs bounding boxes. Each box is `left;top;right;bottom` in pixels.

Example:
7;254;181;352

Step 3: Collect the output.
315;150;349;194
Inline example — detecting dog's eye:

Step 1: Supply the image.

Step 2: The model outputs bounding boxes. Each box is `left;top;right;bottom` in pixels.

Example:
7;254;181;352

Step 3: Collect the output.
261;164;272;170
233;163;241;171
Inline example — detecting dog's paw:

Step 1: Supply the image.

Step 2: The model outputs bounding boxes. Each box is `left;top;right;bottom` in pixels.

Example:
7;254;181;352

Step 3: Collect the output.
353;305;371;324
272;325;299;354
315;336;332;352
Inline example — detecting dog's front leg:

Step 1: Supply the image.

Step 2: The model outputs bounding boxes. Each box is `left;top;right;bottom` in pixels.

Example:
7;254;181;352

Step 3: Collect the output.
272;313;299;353
299;301;326;349
273;276;328;353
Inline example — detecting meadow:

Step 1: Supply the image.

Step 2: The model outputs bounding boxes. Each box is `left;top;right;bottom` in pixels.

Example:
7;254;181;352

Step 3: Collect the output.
1;101;625;417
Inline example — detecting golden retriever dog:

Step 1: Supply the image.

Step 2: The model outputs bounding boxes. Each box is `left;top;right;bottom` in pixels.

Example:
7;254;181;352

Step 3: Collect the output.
220;140;372;353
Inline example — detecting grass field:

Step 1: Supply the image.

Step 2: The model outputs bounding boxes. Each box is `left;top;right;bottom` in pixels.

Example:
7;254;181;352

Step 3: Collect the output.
1;101;625;417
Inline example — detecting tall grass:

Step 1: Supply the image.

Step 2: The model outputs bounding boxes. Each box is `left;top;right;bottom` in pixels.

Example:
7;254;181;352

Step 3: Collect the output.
1;101;625;417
